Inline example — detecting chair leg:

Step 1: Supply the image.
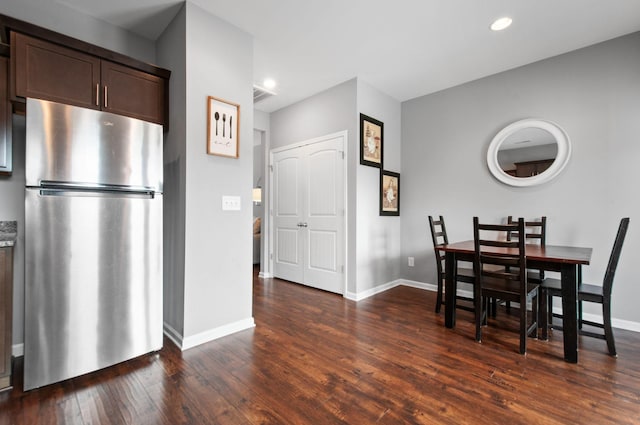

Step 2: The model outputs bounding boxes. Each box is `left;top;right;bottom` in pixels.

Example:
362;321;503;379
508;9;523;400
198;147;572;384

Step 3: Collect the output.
532;292;538;339
548;294;554;329
540;290;548;340
435;278;443;313
483;297;489;325
578;299;583;329
603;300;616;356
506;300;511;314
491;298;497;318
519;297;527;354
475;289;483;342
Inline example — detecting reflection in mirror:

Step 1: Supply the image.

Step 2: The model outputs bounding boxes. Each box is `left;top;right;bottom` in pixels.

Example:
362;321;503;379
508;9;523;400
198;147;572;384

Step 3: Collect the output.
487;119;571;187
497;127;558;177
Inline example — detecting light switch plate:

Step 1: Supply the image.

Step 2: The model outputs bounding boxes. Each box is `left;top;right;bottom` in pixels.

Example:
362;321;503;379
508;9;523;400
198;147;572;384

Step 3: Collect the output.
222;196;241;211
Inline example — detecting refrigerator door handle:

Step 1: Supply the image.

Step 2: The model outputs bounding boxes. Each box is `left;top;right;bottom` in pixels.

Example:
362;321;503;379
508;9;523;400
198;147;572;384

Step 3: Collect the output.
39;180;156;196
39;189;155;199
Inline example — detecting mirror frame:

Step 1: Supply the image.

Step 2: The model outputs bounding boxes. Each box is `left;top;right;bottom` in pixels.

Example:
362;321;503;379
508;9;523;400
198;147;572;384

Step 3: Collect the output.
487;118;571;187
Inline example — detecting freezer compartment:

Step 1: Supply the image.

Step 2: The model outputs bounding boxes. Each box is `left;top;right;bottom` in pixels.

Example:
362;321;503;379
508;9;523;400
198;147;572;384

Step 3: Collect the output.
25;98;163;191
24;189;163;390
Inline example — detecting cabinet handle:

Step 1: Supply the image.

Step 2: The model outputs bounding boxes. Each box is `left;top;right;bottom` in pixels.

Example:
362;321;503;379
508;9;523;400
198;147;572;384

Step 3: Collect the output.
95;84;99;106
104;86;108;108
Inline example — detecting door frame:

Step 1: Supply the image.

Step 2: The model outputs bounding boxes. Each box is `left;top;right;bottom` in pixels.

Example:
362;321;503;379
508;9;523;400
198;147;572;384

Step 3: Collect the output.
268;131;348;295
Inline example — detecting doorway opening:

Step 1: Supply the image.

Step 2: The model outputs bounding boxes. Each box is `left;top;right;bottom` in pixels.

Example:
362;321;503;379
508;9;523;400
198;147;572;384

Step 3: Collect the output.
253;129;265;269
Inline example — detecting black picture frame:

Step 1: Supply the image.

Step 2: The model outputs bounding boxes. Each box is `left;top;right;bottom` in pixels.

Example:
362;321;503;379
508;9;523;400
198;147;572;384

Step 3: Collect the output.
360;113;383;168
380;170;400;216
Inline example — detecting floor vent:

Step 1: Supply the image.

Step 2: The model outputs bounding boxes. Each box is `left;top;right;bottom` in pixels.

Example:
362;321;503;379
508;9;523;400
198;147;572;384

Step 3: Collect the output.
253;85;276;103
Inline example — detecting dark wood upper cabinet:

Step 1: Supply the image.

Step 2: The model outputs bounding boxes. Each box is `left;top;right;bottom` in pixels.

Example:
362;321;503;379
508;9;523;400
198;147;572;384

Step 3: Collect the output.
12;32;101;110
6;19;169;126
101;61;165;124
514;159;554;178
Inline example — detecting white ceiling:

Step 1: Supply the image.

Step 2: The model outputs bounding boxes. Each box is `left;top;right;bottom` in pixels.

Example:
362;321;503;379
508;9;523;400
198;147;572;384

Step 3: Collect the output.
57;0;640;113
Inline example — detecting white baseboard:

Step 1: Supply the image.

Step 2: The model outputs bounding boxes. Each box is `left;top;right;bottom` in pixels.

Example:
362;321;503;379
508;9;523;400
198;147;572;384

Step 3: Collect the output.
344;280;402;301
173;317;256;351
12;343;24;357
401;279;474;299
258;271;274;278
398;279;436;292
552;308;640;333
163;322;184;349
351;279;473;300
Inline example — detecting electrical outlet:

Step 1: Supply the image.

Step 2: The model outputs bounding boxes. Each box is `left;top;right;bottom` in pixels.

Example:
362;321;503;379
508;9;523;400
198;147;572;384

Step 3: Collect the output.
408;257;415;267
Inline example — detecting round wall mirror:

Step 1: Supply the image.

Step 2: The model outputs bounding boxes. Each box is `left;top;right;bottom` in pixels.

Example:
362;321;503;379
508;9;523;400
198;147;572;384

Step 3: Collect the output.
487;119;571;187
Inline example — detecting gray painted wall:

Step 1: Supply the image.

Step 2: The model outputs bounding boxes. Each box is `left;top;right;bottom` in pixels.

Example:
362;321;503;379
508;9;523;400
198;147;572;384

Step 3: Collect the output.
0;0;155;63
356;80;402;293
158;2;255;346
401;32;640;324
270;79;357;150
181;2;254;340
157;5;187;338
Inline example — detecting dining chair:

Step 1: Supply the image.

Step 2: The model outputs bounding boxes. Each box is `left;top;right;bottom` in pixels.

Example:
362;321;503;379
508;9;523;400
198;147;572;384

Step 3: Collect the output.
473;217;539;354
495;216;547;316
507;216;547;281
428;216;475;314
540;217;629;356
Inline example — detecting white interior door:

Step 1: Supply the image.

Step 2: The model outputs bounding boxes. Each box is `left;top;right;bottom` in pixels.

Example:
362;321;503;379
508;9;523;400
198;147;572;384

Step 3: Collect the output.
272;133;345;294
272;147;304;283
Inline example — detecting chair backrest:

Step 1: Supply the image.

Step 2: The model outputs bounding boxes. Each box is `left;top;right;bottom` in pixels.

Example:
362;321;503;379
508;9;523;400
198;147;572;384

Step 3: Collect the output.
428;215;448;279
602;217;630;298
507;216;546;279
506;216;546;245
473;217;526;288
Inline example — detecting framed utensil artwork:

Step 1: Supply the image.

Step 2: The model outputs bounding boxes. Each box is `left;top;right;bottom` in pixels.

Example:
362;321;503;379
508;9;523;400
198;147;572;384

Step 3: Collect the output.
380;170;400;216
207;96;240;158
360;113;383;167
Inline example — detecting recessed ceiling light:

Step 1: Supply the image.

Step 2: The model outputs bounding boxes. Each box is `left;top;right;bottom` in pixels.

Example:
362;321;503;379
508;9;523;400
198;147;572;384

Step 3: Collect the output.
490;17;512;31
263;78;276;90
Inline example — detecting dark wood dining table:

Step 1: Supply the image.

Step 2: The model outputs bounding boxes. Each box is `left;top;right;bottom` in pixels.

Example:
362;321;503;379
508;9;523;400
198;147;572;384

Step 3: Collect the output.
441;241;592;363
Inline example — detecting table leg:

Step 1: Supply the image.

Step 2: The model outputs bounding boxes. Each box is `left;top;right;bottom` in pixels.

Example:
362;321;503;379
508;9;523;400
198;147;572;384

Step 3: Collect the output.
561;264;578;363
444;251;456;328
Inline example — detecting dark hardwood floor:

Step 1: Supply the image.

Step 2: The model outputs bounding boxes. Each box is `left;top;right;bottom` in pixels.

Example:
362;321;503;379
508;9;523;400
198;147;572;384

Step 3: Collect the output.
2;269;640;424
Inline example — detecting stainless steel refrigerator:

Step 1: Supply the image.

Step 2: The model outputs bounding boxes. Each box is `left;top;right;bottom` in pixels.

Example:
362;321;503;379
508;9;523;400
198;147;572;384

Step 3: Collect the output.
24;98;163;390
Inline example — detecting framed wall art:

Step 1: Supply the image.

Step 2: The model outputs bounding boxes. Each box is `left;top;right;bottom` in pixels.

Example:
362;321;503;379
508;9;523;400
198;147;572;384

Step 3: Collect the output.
360;113;383;167
380;170;400;216
207;96;240;158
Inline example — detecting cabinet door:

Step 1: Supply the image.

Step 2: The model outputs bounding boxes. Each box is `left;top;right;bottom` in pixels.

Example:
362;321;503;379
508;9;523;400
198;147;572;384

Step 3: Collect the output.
101;61;165;125
12;32;100;109
0;247;12;390
0;56;11;175
516;163;537;178
536;159;554;175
